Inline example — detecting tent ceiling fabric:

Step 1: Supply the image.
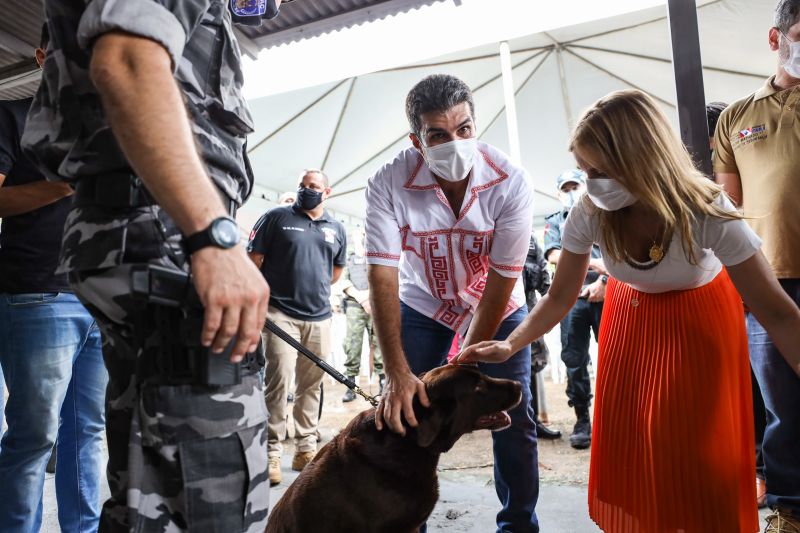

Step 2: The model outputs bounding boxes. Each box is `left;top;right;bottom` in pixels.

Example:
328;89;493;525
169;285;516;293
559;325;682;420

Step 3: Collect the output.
243;0;775;223
0;0;442;99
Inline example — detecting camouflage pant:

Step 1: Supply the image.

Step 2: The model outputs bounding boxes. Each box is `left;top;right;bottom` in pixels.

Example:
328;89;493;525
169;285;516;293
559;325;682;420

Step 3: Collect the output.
343;301;383;377
66;205;269;533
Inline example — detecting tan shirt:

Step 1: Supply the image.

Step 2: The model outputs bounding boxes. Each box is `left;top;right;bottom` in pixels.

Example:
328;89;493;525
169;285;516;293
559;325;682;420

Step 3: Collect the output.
714;76;800;279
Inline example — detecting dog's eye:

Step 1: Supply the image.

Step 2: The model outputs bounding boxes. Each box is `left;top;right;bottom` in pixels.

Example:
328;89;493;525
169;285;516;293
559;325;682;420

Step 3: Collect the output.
474;382;486;393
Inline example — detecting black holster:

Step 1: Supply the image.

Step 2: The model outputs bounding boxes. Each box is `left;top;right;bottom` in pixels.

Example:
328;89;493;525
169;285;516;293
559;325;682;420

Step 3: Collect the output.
130;264;263;386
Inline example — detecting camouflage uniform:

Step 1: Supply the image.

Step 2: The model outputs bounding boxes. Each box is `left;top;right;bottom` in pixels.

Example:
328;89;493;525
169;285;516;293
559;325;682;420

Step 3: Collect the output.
522;233;551;372
22;1;268;531
341;253;383;377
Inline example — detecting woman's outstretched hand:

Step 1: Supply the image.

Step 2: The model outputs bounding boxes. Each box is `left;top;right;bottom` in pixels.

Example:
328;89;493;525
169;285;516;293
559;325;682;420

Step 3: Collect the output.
453;340;514;364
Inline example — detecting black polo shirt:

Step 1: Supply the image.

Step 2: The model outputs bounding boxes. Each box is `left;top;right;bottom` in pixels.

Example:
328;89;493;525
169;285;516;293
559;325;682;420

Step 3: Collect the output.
248;205;346;321
0;98;71;294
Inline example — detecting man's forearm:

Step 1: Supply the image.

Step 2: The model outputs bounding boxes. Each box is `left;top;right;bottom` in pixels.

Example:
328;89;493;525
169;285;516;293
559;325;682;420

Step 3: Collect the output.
368;266;408;376
0;181;73;218
463;271;517;348
90;32;226;235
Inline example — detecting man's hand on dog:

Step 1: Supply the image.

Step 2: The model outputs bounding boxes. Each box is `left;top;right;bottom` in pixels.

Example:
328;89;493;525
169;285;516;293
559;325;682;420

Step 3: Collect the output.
375;370;430;435
454;340;514;365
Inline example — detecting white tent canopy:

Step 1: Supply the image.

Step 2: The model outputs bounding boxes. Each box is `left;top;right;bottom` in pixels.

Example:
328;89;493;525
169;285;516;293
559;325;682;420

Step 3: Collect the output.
238;0;776;230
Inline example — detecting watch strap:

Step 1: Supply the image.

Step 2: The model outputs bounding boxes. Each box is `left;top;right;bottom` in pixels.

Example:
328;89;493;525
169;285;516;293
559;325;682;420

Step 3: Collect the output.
184;227;213;255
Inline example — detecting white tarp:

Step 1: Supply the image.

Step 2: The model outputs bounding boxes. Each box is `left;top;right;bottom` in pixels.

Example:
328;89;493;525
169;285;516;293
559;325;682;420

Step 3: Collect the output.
238;0;776;230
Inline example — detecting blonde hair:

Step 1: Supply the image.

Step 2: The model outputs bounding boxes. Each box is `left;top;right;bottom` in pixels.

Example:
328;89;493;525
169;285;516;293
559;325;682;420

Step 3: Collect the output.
569;89;740;265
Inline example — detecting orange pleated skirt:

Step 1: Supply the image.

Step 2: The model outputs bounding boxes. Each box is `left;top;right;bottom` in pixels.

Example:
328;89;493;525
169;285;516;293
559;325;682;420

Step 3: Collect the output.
589;270;758;533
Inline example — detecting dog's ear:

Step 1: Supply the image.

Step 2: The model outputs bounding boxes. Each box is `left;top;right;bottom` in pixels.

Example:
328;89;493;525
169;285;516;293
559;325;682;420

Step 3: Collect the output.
415;407;445;448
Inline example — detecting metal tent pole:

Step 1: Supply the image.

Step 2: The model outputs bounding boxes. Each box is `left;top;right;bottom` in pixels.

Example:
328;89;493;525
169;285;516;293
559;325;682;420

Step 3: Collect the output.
499;42;522;164
667;0;712;176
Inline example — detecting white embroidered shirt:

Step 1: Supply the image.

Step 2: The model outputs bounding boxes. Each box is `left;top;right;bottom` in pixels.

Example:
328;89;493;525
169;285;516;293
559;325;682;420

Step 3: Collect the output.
365;141;533;334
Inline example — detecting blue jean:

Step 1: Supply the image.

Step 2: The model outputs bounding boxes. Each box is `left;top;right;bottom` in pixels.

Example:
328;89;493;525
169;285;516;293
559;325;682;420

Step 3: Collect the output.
559;297;602;408
746;278;800;513
1;363;5;443
400;303;539;533
0;292;108;533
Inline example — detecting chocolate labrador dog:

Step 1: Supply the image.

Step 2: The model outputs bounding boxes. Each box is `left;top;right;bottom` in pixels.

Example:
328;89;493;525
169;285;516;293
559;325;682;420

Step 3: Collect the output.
265;365;522;533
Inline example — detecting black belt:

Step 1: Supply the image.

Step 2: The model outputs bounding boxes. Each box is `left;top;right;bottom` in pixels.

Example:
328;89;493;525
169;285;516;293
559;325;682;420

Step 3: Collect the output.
74;174;155;209
74;174;238;216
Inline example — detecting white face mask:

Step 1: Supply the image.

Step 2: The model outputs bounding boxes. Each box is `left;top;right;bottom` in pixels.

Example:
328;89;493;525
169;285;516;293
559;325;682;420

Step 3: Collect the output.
559;188;583;209
781;33;800;79
586;176;637;211
421;138;477;182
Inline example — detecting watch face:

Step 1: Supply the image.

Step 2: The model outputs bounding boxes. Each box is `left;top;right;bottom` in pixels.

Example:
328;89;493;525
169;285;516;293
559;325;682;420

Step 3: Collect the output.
211;218;241;249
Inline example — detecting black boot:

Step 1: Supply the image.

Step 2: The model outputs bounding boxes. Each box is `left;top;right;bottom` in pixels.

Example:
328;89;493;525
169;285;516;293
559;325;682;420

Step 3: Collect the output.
535;421;562;440
378;374;386;396
570;404;591;449
342;388;356;403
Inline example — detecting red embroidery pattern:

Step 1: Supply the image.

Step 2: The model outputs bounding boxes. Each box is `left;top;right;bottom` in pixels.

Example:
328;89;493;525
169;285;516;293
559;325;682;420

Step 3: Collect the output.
445;234;463;308
462;234;489;279
505;300;520;315
426;237;450;302
403;155;433;190
400;226;421;258
464;275;487;301
434;303;460;328
366;251;401;261
402;150;511;222
453;308;470;332
455;151;510;223
489;260;524;272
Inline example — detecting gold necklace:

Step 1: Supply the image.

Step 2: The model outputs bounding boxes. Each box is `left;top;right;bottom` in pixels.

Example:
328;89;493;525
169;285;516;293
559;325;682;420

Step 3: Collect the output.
648;241;665;263
624;226;669;271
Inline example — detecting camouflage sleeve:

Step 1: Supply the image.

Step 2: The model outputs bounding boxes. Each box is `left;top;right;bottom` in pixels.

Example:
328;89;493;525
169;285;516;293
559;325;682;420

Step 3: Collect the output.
533;238;551;295
340;257;354;293
77;0;215;72
0;104;16;176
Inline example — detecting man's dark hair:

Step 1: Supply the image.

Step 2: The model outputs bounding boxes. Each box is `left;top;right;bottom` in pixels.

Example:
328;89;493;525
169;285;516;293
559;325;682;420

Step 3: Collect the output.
40;23;49;50
775;0;800;33
706;101;728;136
405;74;475;138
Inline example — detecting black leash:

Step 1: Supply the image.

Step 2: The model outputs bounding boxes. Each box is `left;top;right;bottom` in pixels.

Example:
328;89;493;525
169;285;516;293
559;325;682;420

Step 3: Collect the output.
264;319;379;407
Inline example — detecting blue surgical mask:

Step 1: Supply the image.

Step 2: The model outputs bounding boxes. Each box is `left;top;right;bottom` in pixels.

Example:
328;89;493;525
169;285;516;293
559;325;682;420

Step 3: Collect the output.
295;187;324;211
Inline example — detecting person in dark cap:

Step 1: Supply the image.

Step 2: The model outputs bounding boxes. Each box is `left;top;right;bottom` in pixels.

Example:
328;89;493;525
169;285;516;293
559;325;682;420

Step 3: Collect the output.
543;169;607;449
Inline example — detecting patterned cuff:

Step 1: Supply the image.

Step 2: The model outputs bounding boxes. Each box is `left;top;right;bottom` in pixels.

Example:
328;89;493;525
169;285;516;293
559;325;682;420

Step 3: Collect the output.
489;260;524;278
365;251;401;268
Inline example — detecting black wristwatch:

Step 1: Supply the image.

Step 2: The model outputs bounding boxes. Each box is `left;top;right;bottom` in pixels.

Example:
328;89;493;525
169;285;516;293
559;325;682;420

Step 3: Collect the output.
600;275;609;284
183;216;240;255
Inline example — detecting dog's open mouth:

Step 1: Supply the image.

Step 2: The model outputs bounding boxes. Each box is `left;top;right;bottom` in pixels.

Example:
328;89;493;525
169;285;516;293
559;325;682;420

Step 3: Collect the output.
474;411;512;432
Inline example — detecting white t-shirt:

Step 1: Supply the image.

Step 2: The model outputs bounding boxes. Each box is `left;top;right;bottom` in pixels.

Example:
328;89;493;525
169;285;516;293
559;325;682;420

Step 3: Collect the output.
365;141;533;333
561;195;762;293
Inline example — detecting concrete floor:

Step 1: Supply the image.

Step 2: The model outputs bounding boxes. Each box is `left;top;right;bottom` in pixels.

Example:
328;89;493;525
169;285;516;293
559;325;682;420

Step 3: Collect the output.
40;451;771;532
40;458;602;533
